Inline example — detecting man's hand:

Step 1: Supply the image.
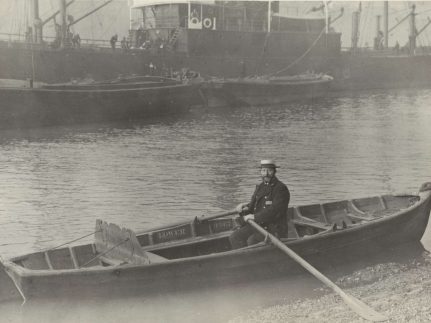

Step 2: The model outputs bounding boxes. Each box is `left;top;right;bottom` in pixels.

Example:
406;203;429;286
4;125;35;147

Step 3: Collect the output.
235;203;249;214
243;214;255;222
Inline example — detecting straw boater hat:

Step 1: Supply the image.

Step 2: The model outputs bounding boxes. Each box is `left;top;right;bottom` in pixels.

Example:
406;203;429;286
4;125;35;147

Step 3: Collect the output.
260;159;279;168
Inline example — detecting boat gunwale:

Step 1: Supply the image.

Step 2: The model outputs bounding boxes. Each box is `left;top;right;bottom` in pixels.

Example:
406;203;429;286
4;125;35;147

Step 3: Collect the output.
136;191;424;236
213;78;333;86
0;83;197;93
2;241;267;277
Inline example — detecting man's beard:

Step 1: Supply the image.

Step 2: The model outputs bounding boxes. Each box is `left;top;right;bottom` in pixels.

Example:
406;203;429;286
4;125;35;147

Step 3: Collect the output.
263;176;272;183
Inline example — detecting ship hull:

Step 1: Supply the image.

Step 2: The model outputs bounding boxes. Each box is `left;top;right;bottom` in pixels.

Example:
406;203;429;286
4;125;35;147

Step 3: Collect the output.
2;41;431;93
334;53;431;91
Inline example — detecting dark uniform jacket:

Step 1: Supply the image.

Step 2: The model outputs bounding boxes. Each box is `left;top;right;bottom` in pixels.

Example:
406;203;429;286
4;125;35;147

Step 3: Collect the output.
243;176;290;236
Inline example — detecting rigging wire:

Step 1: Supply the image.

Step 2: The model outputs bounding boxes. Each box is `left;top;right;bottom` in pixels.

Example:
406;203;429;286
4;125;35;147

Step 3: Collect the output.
93;2;128;39
269;26;326;77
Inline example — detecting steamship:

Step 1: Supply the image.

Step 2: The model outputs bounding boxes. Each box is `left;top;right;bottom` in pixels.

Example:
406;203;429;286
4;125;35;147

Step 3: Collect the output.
0;1;431;92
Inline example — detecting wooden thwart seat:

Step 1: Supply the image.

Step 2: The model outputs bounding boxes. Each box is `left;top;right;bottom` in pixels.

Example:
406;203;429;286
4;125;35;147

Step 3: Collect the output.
100;252;168;266
346;213;374;222
287;221;299;238
146;251;169;263
292;219;330;231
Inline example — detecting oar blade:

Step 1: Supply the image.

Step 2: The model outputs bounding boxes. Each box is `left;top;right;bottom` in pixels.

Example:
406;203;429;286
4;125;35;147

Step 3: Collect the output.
246;219;388;322
339;291;388;322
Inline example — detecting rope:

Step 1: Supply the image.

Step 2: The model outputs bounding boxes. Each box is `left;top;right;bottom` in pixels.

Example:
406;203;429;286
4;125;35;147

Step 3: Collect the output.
254;32;271;75
42;230;101;253
79;237;129;268
268;26;326;77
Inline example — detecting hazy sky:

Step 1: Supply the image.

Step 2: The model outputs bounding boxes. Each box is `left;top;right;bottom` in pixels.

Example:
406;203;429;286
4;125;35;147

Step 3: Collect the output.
0;1;430;48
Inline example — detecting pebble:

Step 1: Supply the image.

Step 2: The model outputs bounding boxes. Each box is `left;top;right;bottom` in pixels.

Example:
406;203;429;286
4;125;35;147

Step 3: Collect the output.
229;256;431;323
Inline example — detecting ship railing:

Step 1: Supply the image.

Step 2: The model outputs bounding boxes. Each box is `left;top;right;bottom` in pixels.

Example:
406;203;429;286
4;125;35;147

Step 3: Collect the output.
0;32;111;49
341;46;431;57
0;32;24;43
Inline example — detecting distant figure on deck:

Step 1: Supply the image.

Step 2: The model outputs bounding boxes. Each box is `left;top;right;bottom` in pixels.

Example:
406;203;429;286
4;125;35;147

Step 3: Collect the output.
140;40;151;50
72;33;81;48
240;60;246;78
229;159;290;249
25;27;33;43
149;62;156;75
121;36;129;52
394;41;400;54
110;34;118;51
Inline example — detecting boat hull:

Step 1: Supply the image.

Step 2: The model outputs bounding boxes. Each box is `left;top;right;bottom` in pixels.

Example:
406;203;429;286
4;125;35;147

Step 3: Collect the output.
3;190;431;301
0;83;203;128
203;77;333;107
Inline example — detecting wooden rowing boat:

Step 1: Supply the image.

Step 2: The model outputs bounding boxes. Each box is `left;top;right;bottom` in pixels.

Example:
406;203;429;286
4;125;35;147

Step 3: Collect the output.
0;76;204;129
1;182;431;302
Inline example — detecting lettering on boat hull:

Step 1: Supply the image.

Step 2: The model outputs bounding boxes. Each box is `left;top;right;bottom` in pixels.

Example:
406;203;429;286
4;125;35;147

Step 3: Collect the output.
209;219;234;233
153;224;192;244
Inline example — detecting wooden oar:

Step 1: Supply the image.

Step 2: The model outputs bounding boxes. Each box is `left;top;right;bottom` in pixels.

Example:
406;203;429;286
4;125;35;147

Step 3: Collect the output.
197;209;238;222
247;219;388;322
139;209;238;234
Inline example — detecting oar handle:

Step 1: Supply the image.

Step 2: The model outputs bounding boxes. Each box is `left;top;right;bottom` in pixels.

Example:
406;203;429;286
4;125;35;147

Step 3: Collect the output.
197;209;238;222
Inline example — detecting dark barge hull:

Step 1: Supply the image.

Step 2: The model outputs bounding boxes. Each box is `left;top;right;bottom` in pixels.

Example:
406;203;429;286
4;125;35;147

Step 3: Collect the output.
1;185;431;301
0;83;203;129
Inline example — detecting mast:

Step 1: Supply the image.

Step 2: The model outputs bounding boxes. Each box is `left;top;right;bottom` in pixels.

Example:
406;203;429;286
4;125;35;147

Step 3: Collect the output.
383;1;388;48
374;14;381;49
324;1;329;33
59;0;68;48
409;4;416;54
267;0;271;32
351;4;361;50
42;1;74;28
129;4;132;31
32;0;43;43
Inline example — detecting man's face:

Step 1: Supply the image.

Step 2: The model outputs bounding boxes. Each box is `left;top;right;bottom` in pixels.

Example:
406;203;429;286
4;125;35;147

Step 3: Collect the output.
260;167;275;183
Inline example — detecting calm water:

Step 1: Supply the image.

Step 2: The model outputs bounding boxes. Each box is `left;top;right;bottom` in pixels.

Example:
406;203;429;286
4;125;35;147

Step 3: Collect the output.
0;88;431;258
1;88;431;323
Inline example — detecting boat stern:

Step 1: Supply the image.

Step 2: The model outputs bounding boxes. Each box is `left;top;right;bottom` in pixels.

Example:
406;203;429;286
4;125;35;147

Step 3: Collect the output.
419;182;431;194
419;182;431;215
0;257;23;303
